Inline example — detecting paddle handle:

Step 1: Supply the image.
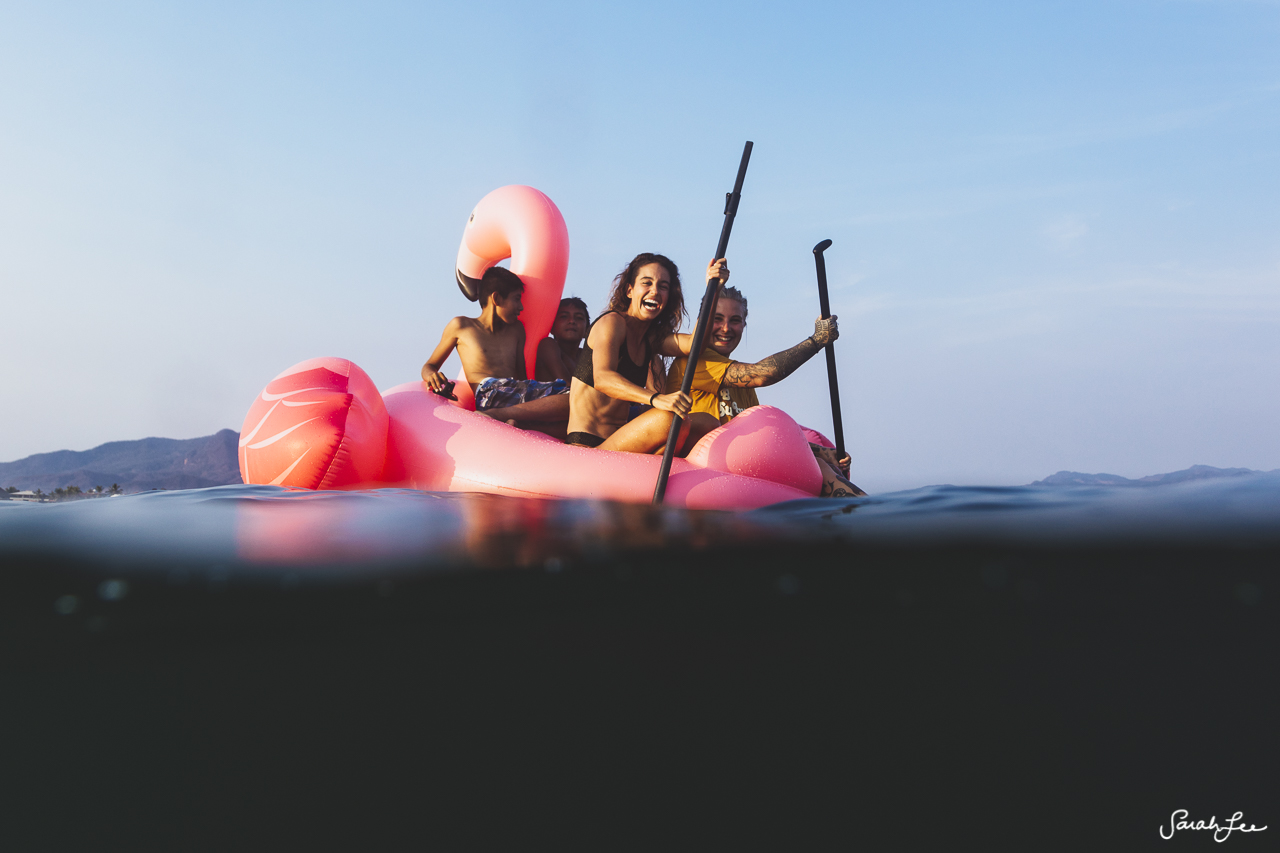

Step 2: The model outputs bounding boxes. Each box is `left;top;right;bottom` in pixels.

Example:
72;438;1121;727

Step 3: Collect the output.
813;239;846;460
653;141;753;504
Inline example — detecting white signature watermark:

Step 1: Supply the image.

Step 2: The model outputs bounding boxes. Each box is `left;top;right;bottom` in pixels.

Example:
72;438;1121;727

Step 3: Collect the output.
1160;810;1267;842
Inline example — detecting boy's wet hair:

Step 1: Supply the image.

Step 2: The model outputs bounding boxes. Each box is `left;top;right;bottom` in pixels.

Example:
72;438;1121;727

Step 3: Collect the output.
478;266;524;307
559;296;589;317
716;285;747;319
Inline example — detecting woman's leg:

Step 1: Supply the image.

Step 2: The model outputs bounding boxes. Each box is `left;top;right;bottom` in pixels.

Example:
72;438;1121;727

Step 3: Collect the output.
816;458;866;497
598;410;719;455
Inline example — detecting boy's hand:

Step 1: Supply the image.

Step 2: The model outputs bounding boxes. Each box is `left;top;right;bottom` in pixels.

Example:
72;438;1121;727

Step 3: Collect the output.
706;258;730;285
812;315;839;347
651;391;692;418
422;367;448;390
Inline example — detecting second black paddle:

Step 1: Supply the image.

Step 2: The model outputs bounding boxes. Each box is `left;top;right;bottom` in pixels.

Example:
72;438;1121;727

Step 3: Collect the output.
812;239;846;460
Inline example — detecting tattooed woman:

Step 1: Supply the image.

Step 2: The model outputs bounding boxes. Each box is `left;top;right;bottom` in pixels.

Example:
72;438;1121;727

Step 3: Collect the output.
661;283;865;497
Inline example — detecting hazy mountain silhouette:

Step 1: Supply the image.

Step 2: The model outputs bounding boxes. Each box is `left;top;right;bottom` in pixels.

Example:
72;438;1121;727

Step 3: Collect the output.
1032;464;1265;487
1;433;1269;496
0;430;241;493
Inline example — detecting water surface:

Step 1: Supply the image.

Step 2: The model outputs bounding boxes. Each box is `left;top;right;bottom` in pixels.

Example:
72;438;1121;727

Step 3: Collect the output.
3;473;1278;574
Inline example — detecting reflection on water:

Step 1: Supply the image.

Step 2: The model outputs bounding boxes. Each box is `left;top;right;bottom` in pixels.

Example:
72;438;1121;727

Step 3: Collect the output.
0;485;782;573
3;472;1279;573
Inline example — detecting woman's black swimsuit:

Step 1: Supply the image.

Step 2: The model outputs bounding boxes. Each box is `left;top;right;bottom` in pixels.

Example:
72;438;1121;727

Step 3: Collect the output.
566;312;653;447
573;311;652;388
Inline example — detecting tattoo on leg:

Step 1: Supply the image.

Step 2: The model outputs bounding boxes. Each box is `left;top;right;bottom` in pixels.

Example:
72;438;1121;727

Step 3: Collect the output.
834;472;866;497
822;469;866;499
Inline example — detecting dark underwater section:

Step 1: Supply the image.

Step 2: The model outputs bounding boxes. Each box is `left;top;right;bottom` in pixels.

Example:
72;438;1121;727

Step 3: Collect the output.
2;481;1278;848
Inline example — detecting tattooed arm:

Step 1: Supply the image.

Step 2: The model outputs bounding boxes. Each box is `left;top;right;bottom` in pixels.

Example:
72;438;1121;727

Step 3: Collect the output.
722;316;840;388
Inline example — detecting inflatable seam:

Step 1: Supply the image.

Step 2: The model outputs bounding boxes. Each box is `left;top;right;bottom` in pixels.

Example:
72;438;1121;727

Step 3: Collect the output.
316;395;354;490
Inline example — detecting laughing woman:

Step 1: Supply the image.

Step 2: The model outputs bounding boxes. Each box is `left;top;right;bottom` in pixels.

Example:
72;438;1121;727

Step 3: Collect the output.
566;253;726;454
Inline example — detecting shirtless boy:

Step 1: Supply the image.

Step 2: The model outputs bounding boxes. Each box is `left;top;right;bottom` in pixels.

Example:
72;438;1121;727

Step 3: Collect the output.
420;267;570;429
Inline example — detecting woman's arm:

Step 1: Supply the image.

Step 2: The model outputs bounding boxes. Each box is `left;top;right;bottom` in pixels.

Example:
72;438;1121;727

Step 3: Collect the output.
591;315;690;415
656;258;731;358
722;316;840;388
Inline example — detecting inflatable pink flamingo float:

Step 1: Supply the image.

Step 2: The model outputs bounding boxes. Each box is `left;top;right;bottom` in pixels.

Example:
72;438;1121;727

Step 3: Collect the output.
238;186;833;509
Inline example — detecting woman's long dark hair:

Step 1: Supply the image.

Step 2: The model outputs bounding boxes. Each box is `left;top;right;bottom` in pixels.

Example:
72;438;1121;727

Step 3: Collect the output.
603;253;686;347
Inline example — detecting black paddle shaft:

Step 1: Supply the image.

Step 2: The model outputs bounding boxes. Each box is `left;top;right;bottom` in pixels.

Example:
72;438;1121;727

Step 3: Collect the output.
652;141;753;504
812;239;846;459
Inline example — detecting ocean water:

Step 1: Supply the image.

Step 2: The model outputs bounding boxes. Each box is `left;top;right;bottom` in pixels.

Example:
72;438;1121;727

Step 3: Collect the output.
3;472;1279;573
3;479;1278;846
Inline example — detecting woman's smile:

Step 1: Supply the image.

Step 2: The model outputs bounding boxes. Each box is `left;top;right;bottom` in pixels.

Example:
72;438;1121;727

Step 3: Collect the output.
628;262;671;319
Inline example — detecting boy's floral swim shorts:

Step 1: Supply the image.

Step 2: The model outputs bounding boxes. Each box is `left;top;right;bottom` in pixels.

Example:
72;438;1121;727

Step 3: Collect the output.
474;378;568;411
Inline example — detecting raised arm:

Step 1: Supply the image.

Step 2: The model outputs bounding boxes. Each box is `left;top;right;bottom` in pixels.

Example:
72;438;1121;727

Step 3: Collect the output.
656;257;731;358
421;317;463;390
722;316;840;388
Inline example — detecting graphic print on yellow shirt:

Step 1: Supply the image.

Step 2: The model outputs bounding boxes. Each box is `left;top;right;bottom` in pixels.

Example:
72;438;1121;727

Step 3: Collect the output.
664;349;760;425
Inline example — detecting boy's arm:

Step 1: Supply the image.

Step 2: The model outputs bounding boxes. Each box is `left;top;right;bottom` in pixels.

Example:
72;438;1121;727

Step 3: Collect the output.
535;338;568;382
421;318;463;390
722;316;839;389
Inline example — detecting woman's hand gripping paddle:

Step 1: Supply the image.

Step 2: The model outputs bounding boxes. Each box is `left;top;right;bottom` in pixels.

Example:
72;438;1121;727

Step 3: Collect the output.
812;239;846;460
652;141;754;504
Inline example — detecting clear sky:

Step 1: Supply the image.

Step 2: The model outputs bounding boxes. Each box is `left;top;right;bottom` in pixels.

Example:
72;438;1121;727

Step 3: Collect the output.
2;0;1277;492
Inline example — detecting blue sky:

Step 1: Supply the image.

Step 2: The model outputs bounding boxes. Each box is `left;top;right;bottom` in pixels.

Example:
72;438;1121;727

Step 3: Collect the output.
2;0;1277;492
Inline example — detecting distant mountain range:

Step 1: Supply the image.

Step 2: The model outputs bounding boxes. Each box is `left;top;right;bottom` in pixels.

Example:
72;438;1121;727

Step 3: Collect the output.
0;430;241;494
0;432;1271;496
1031;465;1270;487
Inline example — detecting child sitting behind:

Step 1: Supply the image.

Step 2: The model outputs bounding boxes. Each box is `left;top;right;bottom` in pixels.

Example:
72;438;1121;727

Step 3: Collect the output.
535;297;589;381
421;267;570;428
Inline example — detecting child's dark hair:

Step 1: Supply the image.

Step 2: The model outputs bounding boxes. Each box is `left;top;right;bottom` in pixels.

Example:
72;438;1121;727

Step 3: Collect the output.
478;266;524;307
604;253;685;346
560;296;589;316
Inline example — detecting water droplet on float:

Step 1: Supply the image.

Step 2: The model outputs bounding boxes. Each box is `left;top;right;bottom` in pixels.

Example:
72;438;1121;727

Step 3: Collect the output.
98;579;128;601
54;595;79;615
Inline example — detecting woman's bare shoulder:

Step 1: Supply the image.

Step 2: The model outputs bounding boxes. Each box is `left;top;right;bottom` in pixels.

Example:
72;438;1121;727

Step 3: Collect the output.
589;311;624;338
